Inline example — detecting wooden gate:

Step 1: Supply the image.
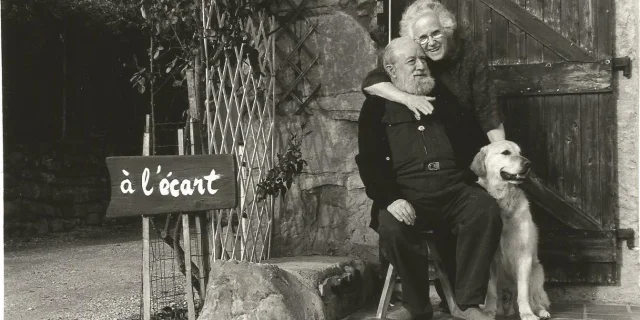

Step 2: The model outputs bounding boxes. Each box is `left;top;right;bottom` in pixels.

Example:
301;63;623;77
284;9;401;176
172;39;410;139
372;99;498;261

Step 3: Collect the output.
388;0;619;284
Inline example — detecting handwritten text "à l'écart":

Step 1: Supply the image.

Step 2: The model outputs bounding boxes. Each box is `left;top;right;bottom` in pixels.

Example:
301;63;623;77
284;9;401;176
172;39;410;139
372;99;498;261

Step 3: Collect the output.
119;165;221;197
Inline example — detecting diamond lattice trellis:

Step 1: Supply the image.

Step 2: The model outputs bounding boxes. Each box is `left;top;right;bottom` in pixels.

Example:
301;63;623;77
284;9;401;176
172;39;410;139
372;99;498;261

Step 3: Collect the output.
205;9;277;263
275;0;320;115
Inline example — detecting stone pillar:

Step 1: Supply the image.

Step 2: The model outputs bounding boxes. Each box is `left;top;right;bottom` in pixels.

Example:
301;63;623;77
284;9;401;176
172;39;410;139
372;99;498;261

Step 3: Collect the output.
272;1;382;261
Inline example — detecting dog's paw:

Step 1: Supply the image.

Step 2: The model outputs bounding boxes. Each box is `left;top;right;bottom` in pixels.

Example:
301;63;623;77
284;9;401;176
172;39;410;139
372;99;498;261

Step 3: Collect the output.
537;310;551;319
520;312;539;320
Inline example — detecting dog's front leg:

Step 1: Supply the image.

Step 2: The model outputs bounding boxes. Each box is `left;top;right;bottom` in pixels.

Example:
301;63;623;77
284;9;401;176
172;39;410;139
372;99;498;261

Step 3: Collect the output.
516;255;538;320
483;259;498;318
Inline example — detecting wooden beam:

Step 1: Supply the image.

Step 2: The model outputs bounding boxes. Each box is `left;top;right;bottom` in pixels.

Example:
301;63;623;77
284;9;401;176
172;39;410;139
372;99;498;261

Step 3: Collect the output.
492;61;612;96
520;172;602;231
539;231;616;263
479;0;594;61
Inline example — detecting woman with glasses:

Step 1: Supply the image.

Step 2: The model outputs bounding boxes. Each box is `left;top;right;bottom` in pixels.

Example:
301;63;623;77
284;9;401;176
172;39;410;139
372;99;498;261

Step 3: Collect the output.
362;0;505;148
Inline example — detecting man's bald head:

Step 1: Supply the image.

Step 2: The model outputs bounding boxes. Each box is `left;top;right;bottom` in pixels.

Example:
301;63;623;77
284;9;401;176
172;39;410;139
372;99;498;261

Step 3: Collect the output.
383;37;435;95
383;37;418;68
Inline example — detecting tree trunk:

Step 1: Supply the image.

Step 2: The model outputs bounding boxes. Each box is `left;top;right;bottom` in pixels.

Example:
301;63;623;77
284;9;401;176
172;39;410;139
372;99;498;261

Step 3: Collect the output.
186;52;207;154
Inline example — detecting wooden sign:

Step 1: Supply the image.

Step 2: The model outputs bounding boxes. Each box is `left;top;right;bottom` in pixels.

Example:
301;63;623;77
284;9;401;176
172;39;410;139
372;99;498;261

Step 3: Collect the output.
106;155;238;217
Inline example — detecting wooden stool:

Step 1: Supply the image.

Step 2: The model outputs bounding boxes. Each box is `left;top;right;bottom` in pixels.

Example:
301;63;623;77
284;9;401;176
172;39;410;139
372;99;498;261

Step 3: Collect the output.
375;232;464;319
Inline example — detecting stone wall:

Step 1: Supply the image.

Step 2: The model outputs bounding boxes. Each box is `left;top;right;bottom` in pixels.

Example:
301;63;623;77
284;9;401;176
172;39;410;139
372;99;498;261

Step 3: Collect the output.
271;0;382;261
4;140;110;237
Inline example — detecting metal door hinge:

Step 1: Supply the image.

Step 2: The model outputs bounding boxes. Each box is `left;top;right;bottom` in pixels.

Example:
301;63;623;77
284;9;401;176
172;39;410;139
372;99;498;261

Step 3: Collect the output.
616;228;637;250
612;57;632;78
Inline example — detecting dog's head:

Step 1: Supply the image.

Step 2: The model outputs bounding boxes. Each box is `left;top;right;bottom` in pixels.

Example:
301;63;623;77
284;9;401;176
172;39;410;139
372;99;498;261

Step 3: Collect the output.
470;140;531;185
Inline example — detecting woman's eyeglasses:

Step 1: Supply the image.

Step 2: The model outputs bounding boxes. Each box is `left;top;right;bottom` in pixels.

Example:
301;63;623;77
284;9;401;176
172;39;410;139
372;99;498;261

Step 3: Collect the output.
415;30;444;45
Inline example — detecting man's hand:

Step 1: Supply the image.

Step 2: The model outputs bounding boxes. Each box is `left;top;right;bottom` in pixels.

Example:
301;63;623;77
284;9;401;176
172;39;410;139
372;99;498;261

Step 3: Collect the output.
402;94;435;120
387;199;416;226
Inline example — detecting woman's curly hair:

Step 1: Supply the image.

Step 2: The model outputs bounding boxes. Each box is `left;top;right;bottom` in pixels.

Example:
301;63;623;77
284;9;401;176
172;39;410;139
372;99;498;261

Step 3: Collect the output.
399;0;457;38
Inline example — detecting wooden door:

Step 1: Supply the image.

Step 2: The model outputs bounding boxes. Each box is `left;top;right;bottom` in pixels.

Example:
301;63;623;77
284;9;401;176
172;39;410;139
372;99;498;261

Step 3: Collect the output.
390;0;618;284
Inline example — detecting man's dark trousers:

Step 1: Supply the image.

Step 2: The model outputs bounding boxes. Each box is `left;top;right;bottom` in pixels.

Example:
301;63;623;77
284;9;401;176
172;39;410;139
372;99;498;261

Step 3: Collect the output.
377;183;502;317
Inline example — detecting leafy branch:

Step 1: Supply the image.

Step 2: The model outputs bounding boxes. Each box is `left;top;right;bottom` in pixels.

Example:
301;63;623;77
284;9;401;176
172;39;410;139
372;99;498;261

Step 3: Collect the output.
256;124;311;202
130;0;275;94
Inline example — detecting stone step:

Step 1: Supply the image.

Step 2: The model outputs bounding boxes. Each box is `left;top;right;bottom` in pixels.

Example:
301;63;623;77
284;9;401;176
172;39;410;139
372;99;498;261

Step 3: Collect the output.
342;300;640;320
265;256;378;320
339;285;447;320
342;305;454;320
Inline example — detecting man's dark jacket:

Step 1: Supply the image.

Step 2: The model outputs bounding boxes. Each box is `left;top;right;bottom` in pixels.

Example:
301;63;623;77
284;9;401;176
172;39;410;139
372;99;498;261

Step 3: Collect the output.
356;82;490;230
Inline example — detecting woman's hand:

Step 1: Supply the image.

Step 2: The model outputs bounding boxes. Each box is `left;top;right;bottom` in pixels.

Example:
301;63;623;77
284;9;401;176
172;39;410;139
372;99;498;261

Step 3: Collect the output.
364;83;435;119
402;94;436;120
486;123;506;142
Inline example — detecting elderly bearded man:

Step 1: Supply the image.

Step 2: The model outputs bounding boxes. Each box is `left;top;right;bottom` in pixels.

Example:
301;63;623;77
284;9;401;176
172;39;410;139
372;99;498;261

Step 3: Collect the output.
356;38;502;320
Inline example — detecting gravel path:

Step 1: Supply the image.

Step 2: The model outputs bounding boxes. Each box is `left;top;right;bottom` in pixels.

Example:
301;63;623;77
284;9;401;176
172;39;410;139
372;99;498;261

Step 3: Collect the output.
5;223;143;320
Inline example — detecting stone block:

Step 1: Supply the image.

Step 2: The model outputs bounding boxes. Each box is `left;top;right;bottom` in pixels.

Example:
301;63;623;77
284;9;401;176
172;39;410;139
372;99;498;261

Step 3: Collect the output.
314;92;366;121
35;218;49;235
86;202;105;214
63;219;77;230
85;213;103;226
34;183;53;200
38;171;57;184
197;260;326;320
271;183;378;261
4;200;22;219
37;157;61;171
50;219;65;232
266;256;377;320
73;204;88;218
61;205;74;217
303;12;377;97
52;187;74;203
5;151;25;168
4;173;18;189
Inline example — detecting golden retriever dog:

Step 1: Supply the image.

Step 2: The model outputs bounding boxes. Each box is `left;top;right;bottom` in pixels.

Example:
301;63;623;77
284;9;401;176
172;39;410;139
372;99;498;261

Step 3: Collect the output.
470;141;551;320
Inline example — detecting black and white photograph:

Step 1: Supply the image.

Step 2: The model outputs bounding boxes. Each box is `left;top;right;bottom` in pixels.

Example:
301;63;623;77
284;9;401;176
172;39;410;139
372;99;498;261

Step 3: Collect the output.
2;0;639;319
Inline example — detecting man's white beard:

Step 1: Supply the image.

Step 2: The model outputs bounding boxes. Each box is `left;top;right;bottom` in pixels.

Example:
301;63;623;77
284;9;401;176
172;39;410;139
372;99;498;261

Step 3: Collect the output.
394;75;435;96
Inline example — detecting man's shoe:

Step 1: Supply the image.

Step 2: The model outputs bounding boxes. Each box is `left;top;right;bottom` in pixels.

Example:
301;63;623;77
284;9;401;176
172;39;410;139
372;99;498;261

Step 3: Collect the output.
457;307;494;320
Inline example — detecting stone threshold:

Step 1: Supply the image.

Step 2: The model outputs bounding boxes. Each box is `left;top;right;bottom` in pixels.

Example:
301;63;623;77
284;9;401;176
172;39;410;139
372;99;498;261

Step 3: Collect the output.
342;300;640;320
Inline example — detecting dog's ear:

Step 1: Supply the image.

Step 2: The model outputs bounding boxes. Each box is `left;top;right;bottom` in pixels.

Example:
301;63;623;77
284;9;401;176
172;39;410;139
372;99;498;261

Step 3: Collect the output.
470;147;487;177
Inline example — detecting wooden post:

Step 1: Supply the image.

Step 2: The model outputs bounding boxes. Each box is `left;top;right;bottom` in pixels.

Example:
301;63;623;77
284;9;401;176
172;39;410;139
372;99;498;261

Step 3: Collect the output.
211;211;219;261
61;19;67;140
182;213;196;320
376;265;397;319
142;115;151;320
188;121;209;298
195;212;208;298
426;239;464;319
238;143;247;260
177;128;196;320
